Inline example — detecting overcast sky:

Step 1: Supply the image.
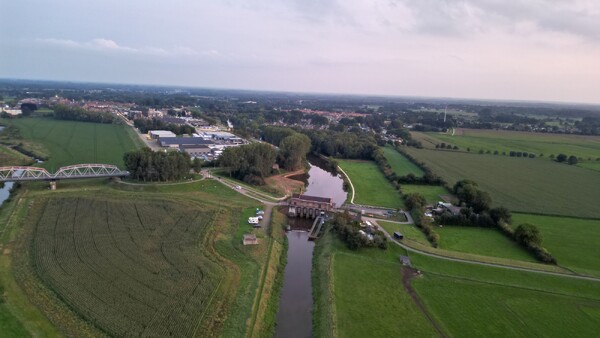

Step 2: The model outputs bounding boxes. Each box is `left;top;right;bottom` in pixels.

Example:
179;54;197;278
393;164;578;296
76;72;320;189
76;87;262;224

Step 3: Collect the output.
1;0;599;103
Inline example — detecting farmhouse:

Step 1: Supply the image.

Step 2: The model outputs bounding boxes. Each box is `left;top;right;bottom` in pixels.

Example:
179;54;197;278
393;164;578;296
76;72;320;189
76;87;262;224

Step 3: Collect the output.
434;202;461;216
242;234;259;245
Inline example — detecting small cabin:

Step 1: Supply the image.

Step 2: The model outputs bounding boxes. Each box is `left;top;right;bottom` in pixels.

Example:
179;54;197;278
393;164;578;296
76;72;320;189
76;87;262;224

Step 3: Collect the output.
393;232;404;240
242;234;258;245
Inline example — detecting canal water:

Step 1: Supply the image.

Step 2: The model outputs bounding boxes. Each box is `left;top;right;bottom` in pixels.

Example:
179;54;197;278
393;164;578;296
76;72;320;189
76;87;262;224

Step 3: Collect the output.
0;182;14;208
275;161;346;338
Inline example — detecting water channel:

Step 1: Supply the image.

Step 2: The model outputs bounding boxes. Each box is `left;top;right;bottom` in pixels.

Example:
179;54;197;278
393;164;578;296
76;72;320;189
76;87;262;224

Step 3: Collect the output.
0;125;12;208
275;160;346;338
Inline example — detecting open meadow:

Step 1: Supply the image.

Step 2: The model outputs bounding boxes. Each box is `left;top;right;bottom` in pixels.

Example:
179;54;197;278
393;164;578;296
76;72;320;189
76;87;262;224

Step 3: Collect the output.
403;147;600;218
412;128;600;159
512;213;600;277
400;185;449;205
382;146;424;176
313;229;439;337
337;159;404;209
0;179;273;337
436;226;536;262
3;117;142;169
410;253;600;337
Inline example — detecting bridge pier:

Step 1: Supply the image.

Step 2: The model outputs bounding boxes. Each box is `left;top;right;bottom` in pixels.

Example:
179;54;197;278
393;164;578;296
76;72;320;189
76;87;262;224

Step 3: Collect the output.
49;181;57;190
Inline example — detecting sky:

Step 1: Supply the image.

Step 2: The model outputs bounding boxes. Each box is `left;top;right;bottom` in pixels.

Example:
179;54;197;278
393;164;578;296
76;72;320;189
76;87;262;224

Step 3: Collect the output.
1;0;600;103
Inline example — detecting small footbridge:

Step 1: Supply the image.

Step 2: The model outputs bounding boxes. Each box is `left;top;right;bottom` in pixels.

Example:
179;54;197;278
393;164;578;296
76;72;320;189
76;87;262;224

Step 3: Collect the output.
0;164;129;188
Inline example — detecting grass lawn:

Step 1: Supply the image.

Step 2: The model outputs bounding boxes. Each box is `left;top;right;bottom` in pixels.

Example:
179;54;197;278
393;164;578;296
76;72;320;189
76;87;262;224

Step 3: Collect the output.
512;213;600;277
403;147;600;219
378;221;430;246
0;304;30;337
0;145;32;166
337;159;404;209
436;226;536;262
414;128;600;159
4;117;141;169
382;145;424;176
400;185;449;205
577;161;600;173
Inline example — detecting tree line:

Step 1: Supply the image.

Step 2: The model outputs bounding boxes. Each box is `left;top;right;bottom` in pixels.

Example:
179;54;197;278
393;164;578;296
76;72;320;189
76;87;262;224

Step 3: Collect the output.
123;148;191;182
331;212;388;250
53;104;117;124
133;118;195;135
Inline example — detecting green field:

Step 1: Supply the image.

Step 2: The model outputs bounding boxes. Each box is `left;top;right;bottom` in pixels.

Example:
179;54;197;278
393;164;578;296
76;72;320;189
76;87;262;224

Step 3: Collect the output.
382;145;424;176
314;229;439;337
578;161;600;173
436;226;536;262
1;178;273;336
410;253;600;337
400;184;449;205
413;128;600;159
403;148;600;218
512;213;600;277
4;117;142;169
0;144;32;166
378;221;430;246
337;160;404;209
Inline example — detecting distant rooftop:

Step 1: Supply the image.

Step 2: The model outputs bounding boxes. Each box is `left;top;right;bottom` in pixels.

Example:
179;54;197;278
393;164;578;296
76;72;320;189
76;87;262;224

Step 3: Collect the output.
159;137;215;147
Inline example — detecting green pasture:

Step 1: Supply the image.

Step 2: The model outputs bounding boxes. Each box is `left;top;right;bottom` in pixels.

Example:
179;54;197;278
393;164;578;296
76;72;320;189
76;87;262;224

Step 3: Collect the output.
412;274;600;337
378;221;430;246
4;117;141;169
578;161;600;173
382;145;424;176
512;213;600;277
436;226;536;262
414;128;600;159
403;148;600;218
337;159;404;209
400;185;449;205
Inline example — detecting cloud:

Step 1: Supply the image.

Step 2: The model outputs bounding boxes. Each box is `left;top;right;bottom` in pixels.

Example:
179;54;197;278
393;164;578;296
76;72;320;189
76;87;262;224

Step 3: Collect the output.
35;38;220;58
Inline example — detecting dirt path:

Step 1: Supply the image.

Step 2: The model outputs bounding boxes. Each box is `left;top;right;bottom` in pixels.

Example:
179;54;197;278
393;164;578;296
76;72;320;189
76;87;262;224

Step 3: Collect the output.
401;266;447;338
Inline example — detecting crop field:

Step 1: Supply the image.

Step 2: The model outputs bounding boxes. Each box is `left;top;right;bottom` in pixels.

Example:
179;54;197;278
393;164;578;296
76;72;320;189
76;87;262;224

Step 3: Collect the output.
382;146;424;176
337;160;404;209
409;252;600;337
436;226;536;262
6;118;141;169
512;213;600;277
400;184;448;205
412;128;600;159
30;197;222;337
403;148;600;218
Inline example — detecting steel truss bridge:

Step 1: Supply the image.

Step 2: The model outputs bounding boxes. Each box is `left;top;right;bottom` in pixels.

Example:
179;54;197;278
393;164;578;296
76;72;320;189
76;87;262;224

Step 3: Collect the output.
0;164;129;182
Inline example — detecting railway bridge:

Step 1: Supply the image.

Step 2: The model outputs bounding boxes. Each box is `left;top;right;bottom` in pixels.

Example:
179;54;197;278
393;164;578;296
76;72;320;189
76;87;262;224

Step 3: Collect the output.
0;164;129;189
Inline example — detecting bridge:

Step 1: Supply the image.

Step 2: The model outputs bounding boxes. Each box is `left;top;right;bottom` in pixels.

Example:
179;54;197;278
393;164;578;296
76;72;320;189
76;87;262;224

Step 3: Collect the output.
0;164;129;189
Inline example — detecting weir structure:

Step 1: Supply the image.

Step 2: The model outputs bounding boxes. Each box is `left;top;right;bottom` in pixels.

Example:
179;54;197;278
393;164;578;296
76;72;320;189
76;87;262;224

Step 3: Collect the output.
288;193;333;219
0;164;129;189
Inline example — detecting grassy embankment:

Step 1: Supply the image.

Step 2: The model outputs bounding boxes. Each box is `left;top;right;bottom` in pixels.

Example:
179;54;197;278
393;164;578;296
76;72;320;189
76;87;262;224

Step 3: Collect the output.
313;228;439;338
2;117;142;169
0;177;278;336
337;159;404;209
381;145;424;176
403;147;600;219
409;252;600;337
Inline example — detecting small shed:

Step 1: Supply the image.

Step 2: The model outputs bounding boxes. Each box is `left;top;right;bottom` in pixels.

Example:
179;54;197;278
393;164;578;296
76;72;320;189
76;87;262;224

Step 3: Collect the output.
243;234;259;245
399;255;411;267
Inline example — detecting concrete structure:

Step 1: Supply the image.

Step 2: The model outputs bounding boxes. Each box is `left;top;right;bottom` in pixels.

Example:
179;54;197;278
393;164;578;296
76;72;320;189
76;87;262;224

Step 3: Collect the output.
2;109;22;116
288;194;333;218
242;234;259;245
149;130;176;139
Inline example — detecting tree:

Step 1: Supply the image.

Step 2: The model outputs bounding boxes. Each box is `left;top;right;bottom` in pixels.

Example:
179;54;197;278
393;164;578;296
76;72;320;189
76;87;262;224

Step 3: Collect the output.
556;153;567;162
568;155;578;165
191;157;203;172
278;133;311;170
404;193;427;210
514;223;542;246
472;190;492;213
490;206;512;225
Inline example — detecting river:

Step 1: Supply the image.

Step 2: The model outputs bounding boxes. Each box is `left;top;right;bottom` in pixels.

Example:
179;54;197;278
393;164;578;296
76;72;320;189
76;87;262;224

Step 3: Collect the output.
0;182;14;208
275;160;346;338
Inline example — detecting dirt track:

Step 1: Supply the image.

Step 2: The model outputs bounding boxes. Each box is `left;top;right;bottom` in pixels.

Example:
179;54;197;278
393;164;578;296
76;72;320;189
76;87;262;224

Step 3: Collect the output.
401;266;447;338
